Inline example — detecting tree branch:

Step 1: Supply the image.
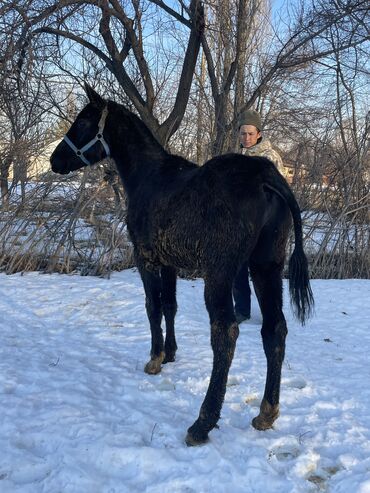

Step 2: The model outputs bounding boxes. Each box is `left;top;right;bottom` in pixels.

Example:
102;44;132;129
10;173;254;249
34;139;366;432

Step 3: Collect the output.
147;0;192;28
158;0;205;143
109;0;155;110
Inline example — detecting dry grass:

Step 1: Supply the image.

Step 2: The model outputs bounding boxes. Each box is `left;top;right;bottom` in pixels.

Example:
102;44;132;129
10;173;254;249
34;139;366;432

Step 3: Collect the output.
0;168;368;279
0;168;135;276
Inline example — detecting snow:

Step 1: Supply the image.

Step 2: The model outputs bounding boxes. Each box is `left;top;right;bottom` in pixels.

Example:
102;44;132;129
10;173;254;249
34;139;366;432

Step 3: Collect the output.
0;269;369;492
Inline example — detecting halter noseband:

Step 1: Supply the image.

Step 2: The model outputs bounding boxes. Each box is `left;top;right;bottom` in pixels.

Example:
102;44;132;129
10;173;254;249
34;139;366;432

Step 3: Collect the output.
63;106;110;166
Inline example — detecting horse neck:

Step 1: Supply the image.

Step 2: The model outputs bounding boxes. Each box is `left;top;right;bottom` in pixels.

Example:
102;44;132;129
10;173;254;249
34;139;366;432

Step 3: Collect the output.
107;103;166;195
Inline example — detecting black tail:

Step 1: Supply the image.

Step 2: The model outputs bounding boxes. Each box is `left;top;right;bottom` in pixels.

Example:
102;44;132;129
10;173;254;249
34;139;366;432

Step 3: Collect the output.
263;162;314;325
288;244;314;325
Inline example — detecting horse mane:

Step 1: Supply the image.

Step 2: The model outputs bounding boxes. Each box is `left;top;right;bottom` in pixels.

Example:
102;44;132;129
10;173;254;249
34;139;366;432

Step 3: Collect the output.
107;99;165;157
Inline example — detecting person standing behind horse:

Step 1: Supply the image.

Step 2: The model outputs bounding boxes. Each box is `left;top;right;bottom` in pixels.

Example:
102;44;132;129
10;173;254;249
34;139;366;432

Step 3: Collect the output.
233;109;286;323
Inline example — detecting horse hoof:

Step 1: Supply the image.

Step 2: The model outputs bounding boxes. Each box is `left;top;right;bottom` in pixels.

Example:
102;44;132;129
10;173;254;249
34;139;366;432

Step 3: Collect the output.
185;431;209;447
163;354;176;364
252;400;279;430
185;421;210;446
144;359;162;374
144;352;165;374
252;415;274;430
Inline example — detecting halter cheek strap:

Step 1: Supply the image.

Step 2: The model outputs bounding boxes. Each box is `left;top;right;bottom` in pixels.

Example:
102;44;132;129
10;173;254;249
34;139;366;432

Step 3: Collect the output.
63;106;110;166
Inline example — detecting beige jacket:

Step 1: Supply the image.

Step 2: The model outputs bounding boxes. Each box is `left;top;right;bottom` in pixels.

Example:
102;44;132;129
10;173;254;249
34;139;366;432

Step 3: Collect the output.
241;138;286;176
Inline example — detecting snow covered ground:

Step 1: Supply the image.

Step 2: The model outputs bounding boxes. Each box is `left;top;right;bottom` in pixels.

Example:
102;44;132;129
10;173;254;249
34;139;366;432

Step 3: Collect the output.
0;269;369;493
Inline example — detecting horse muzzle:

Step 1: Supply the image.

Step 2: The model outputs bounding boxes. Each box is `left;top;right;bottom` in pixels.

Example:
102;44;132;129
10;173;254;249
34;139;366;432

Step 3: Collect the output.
50;152;71;175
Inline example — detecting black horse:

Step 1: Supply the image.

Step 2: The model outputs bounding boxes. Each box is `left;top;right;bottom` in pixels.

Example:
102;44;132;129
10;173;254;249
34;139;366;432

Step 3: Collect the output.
51;83;313;446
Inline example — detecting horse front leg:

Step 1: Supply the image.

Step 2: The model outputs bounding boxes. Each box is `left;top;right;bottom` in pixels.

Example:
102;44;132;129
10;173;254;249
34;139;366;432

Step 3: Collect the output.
138;263;165;375
161;266;178;363
186;278;239;445
233;261;251;322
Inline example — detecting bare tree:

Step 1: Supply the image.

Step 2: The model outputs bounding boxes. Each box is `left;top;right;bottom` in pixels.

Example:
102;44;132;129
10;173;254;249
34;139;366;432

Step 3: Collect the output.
2;0;204;147
0;73;46;206
196;0;370;155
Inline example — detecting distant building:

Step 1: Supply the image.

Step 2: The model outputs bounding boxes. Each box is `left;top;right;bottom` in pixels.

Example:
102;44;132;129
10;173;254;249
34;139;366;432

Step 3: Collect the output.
282;158;309;185
8;139;61;181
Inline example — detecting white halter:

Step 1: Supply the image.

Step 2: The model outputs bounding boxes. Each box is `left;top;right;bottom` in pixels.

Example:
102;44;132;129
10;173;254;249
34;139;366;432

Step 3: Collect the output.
63;106;110;165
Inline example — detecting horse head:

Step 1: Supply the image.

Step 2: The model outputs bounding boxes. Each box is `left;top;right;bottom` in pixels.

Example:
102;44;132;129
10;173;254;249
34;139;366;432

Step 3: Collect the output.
51;83;111;175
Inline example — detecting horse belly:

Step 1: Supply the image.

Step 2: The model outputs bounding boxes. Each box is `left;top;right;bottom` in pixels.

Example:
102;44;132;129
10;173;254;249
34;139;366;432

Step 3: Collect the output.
154;229;203;271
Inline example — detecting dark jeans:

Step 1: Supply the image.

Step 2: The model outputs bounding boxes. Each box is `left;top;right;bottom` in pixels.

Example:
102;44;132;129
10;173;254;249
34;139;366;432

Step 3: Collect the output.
233;262;251;318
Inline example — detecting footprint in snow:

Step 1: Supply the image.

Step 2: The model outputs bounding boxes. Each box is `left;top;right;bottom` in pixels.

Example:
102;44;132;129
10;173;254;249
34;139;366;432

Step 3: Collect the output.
307;465;342;491
283;376;307;390
156;378;175;391
9;463;51;486
268;444;300;462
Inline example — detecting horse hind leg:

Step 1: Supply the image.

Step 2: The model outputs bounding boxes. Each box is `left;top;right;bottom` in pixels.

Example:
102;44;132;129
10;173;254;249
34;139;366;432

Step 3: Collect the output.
186;276;238;445
250;260;287;430
139;265;165;375
161;266;178;363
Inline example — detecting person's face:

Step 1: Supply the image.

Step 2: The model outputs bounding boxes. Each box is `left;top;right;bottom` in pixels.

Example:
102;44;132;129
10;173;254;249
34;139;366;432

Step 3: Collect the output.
239;125;261;148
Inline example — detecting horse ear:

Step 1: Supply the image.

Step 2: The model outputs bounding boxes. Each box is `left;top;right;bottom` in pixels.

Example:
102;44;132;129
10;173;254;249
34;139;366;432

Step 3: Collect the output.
84;82;105;108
